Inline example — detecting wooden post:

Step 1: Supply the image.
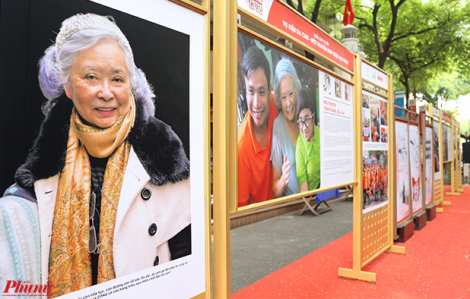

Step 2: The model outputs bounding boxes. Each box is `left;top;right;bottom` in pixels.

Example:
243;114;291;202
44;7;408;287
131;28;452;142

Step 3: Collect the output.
212;0;236;297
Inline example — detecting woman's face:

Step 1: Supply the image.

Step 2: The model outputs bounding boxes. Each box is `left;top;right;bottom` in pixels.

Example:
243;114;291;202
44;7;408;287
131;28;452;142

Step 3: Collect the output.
279;75;297;123
64;39;131;129
298;108;314;143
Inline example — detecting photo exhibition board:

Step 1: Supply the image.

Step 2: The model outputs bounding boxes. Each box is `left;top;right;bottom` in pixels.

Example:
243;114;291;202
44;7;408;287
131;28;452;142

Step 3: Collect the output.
89;1;206;298
432;119;441;181
409;123;423;215
395;120;410;224
361;90;389;214
442;124;452;162
236;31;354;209
454;125;458;172
0;0;207;298
425;126;433;206
447;124;453;163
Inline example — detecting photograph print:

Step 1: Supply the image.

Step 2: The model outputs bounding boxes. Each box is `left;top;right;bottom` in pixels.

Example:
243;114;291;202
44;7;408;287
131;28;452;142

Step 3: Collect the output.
237;31;323;207
334;78;342;98
409;124;423;214
433;120;441;180
395;120;410;223
363;108;371;142
362;93;369;108
363;150;389;213
0;0;206;298
369;97;381;143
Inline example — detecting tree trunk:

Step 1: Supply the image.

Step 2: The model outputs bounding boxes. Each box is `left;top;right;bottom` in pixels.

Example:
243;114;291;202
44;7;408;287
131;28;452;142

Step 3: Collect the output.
403;76;410;108
286;0;295;9
306;0;322;61
311;0;321;23
297;0;304;15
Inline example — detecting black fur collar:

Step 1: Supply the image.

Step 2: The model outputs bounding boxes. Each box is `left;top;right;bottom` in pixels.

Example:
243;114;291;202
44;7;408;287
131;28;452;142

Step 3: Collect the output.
15;95;190;188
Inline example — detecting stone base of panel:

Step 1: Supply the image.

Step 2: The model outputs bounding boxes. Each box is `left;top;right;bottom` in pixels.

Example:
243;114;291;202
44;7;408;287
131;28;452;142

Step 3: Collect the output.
397;220;414;243
413;211;427;231
426;205;436;221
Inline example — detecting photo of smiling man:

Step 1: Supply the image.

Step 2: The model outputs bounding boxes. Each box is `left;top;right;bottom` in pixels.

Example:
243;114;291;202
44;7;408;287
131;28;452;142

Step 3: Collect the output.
237;46;279;207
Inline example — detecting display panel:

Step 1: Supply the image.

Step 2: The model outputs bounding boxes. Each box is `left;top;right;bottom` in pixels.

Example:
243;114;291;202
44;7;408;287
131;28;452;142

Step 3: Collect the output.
409;124;423;215
442;124;452;162
425;126;433;206
447;125;453;162
433;120;441;181
454;127;458;171
362;90;388;214
0;0;206;298
236;32;354;208
395;120;410;223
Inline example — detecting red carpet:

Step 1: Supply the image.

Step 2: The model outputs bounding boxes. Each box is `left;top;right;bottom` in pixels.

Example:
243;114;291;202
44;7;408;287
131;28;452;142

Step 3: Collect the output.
233;185;470;298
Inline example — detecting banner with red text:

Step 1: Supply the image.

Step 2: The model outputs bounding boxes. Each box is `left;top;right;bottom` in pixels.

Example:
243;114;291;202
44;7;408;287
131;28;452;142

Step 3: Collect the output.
238;0;354;72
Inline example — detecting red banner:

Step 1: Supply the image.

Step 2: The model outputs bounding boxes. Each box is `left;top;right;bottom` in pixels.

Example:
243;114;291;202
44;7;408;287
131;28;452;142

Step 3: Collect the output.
266;1;354;72
443;112;452;124
409;110;418;122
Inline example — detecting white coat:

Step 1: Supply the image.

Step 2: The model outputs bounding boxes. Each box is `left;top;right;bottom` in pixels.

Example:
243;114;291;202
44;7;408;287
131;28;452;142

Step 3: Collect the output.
34;147;191;284
11;95;192;287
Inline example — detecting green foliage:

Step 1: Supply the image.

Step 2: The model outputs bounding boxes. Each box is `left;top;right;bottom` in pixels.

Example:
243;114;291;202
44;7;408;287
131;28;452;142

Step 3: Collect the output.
460;119;470;137
420;73;470;104
304;0;470;102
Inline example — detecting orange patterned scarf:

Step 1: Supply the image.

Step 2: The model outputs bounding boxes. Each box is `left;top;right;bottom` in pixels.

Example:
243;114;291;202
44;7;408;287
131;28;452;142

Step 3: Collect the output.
48;98;135;298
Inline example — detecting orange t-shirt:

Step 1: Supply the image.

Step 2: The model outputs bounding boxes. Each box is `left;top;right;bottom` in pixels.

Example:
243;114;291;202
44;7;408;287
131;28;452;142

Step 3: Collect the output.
238;98;278;207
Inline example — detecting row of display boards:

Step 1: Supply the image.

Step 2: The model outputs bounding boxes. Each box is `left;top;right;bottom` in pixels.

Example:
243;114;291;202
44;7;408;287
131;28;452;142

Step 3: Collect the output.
2;0;466;298
393;101;466;243
212;0;467;296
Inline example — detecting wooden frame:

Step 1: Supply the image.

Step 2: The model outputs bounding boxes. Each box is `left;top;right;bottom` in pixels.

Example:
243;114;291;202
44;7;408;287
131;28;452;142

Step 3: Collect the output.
213;0;237;297
428;104;450;212
407;110;426;218
338;57;404;283
163;1;213;298
456;122;467;189
446;118;462;197
393;107;414;235
232;24;356;216
421;112;435;209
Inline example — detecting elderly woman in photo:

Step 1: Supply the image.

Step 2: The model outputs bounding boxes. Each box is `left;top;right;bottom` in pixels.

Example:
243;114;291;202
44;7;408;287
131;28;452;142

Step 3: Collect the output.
271;58;301;197
0;14;190;297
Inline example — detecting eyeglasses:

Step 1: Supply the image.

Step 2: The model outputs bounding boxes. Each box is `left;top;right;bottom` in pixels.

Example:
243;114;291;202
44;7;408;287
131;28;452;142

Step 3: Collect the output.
297;114;314;129
89;191;100;254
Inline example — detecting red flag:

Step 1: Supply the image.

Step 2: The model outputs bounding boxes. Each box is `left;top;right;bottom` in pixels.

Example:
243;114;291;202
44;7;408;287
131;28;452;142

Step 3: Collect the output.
343;0;355;26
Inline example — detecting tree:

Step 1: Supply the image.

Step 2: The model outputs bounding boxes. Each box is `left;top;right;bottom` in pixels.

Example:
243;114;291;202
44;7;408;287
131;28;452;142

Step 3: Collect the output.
419;72;470;107
355;0;470;69
303;0;470;102
386;21;465;102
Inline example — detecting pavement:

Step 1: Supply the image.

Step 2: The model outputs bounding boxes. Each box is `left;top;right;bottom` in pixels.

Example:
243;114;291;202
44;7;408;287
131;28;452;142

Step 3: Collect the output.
230;196;354;293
